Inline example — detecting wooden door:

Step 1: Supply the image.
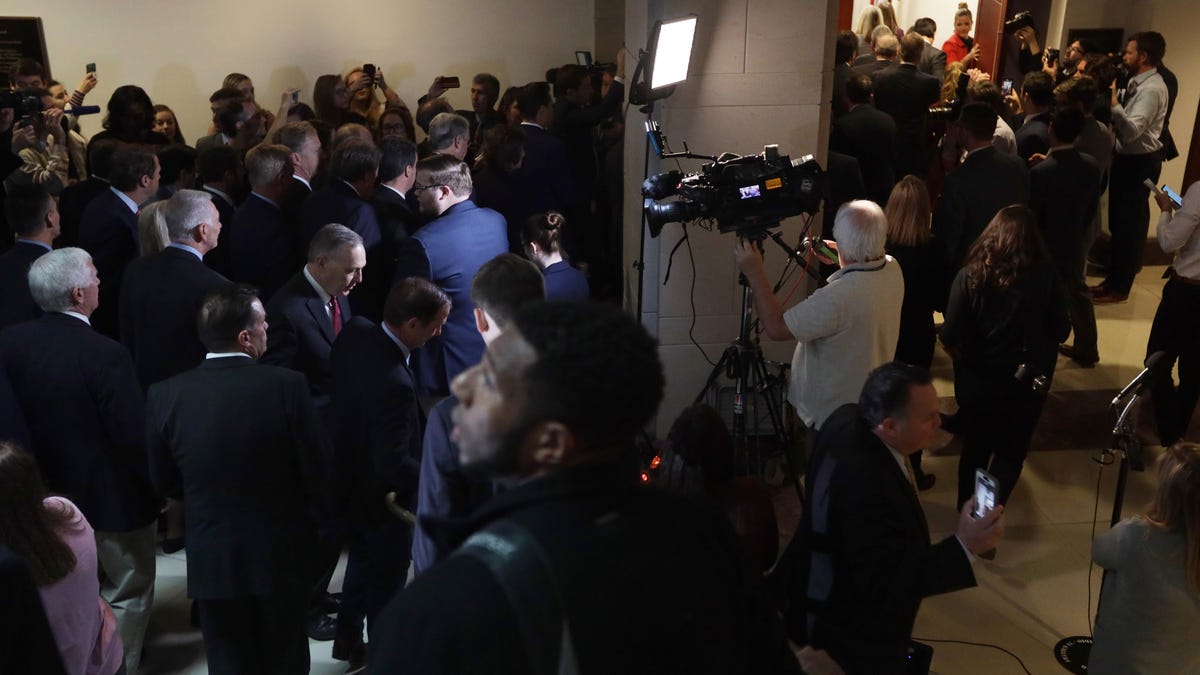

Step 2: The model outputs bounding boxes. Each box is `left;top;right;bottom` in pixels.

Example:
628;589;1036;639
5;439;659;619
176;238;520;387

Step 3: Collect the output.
975;0;1008;77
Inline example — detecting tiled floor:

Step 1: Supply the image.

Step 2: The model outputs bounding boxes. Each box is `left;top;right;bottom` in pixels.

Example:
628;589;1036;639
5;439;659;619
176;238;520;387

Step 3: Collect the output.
138;264;1178;674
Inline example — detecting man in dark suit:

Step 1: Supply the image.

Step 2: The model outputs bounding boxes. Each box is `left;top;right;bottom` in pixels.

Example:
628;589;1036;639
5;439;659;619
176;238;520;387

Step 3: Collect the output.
1014;72;1054;162
272;121;321;225
411;254;544;574
0;184;58;330
147;285;334;675
511;82;581;250
329;278;450;668
297;139;385;319
371;136;421;297
263;223;364;413
57;137;120;248
910;18;946;82
873;34;943;179
1031;108;1102;367
78;144;160;339
197;145;242;279
776;362;1002;674
394;154;508;397
119;189;231;390
0;248;159;675
230;144;298;300
830;74;897;207
934;103;1030;269
849;33;899;83
832;31;860;121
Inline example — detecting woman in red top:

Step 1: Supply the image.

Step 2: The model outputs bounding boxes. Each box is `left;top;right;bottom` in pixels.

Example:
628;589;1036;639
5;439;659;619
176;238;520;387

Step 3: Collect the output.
943;3;982;67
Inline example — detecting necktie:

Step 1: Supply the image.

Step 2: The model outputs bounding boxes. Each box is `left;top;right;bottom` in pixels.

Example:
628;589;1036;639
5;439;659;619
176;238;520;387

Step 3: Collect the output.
901;457;917;492
1121;79;1138;106
330;298;342;336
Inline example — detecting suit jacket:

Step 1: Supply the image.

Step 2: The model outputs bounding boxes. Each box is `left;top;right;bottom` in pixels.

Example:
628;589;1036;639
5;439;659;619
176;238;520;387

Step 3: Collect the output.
831;104;897;206
78;188;140;339
832;62;853;120
918;42;947;83
778;403;975;673
280;176;312;232
194;133;224;156
872;63;942;178
823;152;868;237
146;356;332;599
0;241;48;331
297;181;385;319
370;185;420;292
119;245;231;390
202;186;238;278
0;313;158;532
330;318;424;522
57;176;110;248
394;199;507;396
849;59;898;84
230;193;297;300
1030;148;1101;279
506;123;581;248
262;270;351;411
934;146;1030;268
1014;111;1052;162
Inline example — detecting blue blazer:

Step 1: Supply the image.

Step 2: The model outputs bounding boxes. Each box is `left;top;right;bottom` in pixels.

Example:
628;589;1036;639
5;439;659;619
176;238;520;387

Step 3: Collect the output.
78;189;139;339
230;194;297;300
0;241;48;331
542;260;589;301
394;199;507;395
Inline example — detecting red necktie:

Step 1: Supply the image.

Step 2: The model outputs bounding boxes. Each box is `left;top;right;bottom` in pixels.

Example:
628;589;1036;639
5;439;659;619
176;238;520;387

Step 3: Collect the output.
330;298;342;336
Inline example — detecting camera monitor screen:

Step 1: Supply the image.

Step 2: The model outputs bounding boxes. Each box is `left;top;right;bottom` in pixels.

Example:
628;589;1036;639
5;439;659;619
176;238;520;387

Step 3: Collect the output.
650;16;698;90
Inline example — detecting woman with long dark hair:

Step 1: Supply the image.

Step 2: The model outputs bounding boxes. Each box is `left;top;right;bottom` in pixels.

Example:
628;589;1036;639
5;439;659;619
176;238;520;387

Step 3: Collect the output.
90;85;168;147
1089;442;1200;673
0;443;123;675
941;205;1069;509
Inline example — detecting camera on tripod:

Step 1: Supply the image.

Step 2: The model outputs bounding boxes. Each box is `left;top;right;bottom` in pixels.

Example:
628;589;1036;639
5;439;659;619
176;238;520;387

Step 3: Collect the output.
642;144;825;239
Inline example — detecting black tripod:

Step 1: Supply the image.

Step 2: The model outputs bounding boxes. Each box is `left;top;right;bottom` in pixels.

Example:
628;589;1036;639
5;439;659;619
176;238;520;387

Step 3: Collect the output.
693;231;823;501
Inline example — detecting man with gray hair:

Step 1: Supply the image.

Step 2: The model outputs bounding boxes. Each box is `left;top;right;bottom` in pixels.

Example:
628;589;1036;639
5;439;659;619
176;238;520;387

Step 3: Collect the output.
850;32;900;81
231;143;297;299
0;248;159;675
427;112;471;161
734;200;904;435
119;189;231;390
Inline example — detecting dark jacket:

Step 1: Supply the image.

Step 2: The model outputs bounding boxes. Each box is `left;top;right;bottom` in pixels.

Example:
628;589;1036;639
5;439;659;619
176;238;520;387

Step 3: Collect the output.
934;146;1030;269
298;181;386;319
0;241;48;331
831;104;898;206
119;245;231;390
146;356;332;599
262;270;352;411
542;260;589;301
1014;111;1052;162
78;188;139;339
0;313;158;532
777;403;976;673
872;63;941;179
886;240;943;369
375;459;799;674
57;176;110;249
201;186;238;278
229;193;297;300
1030;147;1101;281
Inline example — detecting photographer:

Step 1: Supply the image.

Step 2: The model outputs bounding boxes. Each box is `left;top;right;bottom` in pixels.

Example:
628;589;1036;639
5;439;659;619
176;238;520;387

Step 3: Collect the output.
733;200;903;440
941;206;1069;512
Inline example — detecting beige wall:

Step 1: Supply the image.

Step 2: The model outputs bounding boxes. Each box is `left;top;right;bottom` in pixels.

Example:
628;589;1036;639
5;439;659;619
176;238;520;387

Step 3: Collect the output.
6;0;594;143
625;0;837;435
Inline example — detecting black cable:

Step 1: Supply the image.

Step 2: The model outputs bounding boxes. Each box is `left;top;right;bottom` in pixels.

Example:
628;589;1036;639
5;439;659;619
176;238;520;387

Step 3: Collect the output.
912;637;1032;675
683;228;717;366
1088;460;1105;635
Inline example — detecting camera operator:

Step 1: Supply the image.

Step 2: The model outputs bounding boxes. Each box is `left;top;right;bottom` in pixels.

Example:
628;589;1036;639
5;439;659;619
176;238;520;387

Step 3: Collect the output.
733;200;902;444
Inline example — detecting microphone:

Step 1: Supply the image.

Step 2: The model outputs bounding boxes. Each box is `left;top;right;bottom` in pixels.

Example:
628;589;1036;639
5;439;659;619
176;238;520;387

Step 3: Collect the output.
66;105;101;116
1111;351;1168;408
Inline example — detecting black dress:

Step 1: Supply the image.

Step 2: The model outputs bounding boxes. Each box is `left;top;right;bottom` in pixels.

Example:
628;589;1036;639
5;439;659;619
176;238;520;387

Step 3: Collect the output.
886;240;942;370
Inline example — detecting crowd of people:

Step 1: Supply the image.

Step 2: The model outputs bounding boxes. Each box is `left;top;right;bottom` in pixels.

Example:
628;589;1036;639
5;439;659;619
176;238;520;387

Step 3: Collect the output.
0;6;1198;675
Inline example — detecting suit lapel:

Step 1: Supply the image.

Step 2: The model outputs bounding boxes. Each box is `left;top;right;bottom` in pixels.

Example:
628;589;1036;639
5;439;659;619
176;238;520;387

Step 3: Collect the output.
306;295;335;343
875;440;929;534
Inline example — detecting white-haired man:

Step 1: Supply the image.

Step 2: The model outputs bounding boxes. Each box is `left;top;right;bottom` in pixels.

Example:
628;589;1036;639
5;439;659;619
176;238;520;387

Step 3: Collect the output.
734;200;904;436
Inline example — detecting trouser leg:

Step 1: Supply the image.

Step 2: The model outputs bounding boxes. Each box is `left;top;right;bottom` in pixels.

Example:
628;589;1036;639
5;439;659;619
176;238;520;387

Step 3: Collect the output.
197;597;257;675
366;518;412;642
335;526;368;642
95;524;156;675
1105;153;1162;293
256;587;311;675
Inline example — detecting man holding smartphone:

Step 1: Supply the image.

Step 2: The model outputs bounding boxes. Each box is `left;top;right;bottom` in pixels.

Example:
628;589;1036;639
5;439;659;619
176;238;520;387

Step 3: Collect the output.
775;362;1004;674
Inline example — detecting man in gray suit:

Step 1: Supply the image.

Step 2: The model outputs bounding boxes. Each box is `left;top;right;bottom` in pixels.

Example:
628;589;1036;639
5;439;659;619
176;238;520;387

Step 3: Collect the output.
911;17;946;83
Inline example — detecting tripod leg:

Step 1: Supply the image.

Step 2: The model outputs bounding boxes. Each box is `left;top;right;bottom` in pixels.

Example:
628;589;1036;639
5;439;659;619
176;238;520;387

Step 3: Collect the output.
750;355;804;502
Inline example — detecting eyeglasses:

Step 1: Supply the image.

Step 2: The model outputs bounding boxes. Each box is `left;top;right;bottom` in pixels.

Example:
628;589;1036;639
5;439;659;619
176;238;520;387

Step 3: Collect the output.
412;183;445;195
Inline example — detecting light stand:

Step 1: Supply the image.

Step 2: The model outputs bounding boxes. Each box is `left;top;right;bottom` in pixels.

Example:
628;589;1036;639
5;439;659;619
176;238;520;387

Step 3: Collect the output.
1054;352;1168;674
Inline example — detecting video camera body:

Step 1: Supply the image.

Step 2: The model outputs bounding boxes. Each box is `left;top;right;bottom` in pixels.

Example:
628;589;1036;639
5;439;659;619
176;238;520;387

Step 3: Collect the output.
642;145;824;238
0;90;46;121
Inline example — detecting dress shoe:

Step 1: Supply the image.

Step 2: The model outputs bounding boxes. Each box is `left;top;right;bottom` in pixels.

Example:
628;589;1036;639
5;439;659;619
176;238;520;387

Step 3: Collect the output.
1087;282;1108;294
317;591;343;614
1092;289;1129;304
307;612;338;642
333;637;367;670
915;472;936;491
1058;344;1098;367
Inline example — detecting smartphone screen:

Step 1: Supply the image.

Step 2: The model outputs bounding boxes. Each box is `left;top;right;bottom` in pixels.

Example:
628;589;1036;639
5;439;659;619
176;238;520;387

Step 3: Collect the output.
1163;185;1184;207
1001;79;1013;96
576;50;593;66
442;76;461;89
292;90;299;104
973;470;997;518
362;63;376;79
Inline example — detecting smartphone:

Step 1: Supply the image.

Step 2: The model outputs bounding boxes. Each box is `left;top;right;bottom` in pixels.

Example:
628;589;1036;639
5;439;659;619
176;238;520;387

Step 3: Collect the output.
1162;184;1184;208
362;63;376;80
85;62;96;74
576;50;593;66
1001;79;1013;96
291;90;299;104
1046;48;1060;65
972;469;997;519
441;76;461;89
